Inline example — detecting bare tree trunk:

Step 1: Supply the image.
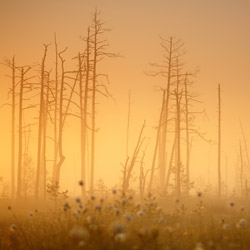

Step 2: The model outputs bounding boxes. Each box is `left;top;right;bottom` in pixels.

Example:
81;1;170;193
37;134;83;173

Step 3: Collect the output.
218;83;221;198
165;135;176;193
55;49;67;183
11;56;16;199
174;60;182;198
184;73;190;194
35;45;49;199
80;27;91;199
148;90;166;192
42;73;50;199
158;37;173;190
53;34;59;184
123;121;145;193
17;67;24;199
175;90;181;197
90;17;98;195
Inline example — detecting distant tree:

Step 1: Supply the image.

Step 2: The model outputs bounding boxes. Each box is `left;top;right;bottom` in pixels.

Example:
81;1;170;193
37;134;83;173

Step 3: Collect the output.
122;121;145;194
89;9;118;194
16;66;32;199
147;36;185;192
35;44;49;199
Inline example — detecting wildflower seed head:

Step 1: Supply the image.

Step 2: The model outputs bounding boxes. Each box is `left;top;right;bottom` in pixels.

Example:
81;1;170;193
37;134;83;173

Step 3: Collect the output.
10;224;17;232
222;223;230;230
166;226;173;233
69;226;89;241
63;202;71;210
197;192;202;197
135;202;141;209
137;210;144;217
75;197;81;203
236;218;247;228
78;180;84;186
95;205;102;211
159;217;166;224
121;199;127;206
230;201;235;207
111;221;125;235
194;242;204;250
83;208;88;213
124;213;132;222
114;233;126;243
86;215;94;223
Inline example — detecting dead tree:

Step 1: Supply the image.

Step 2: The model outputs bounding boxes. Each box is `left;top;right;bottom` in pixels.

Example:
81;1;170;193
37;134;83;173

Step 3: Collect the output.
89;9;118;194
11;57;16;199
174;60;183;197
78;27;91;199
148;90;166;192
184;73;190;193
122;121;146;194
55;47;67;183
1;57;17;198
35;44;49;199
16;66;31;199
41;71;51;199
53;34;59;185
147;36;184;191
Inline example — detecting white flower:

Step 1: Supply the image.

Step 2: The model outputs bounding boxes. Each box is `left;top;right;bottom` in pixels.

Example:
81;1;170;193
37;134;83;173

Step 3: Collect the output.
86;215;94;223
114;233;126;243
69;226;89;241
236;218;247;228
194;242;204;250
222;223;230;230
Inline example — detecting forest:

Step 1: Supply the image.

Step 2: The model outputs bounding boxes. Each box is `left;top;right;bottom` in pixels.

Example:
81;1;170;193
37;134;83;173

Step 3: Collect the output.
1;2;250;249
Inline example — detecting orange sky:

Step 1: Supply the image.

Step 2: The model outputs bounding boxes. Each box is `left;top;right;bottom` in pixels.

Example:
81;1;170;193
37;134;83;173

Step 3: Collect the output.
0;0;250;195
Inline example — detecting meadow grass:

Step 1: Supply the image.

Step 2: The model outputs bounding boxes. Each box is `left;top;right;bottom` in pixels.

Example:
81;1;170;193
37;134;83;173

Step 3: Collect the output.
1;193;250;249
